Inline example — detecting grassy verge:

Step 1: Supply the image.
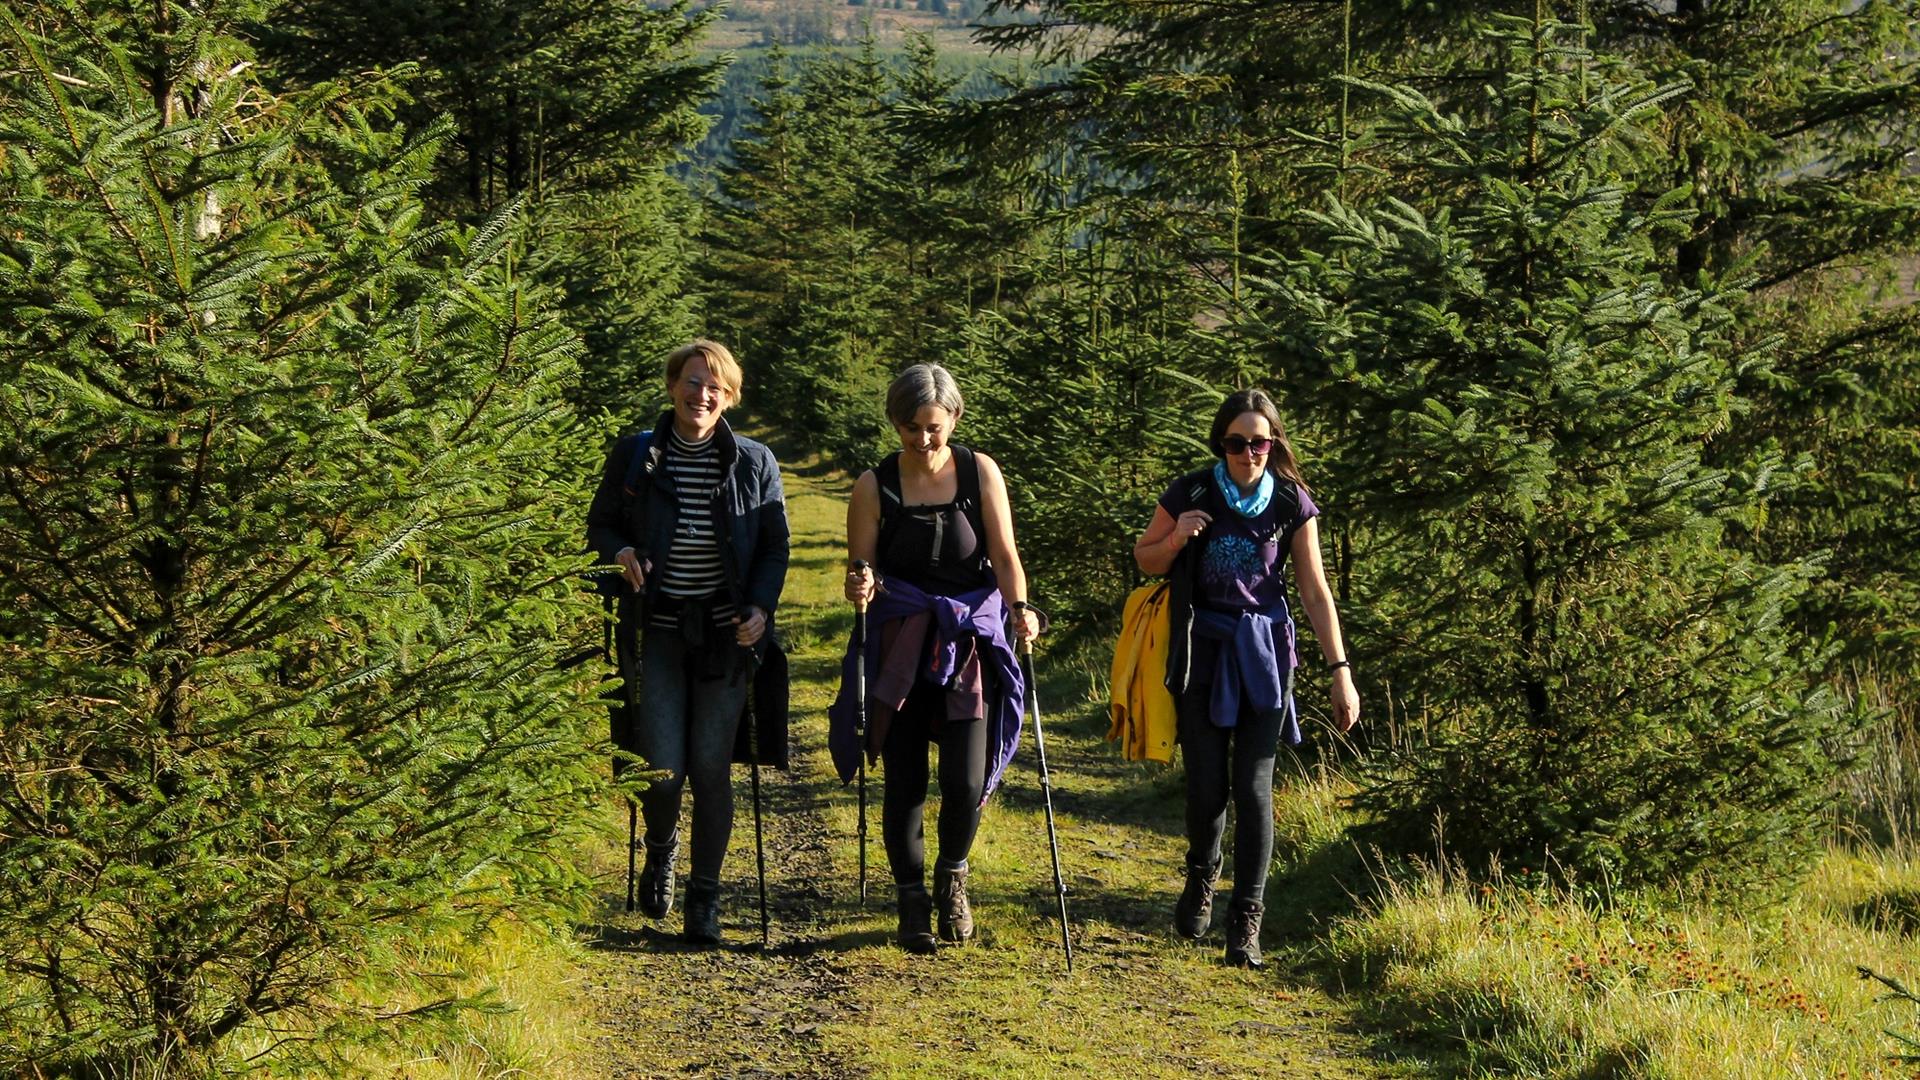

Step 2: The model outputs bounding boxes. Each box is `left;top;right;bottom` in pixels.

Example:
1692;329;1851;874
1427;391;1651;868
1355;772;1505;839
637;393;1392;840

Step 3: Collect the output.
1304;799;1920;1076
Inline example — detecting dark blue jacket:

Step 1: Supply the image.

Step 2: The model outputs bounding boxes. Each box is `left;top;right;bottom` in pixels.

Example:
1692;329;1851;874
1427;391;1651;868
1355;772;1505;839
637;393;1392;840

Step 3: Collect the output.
585;413;790;657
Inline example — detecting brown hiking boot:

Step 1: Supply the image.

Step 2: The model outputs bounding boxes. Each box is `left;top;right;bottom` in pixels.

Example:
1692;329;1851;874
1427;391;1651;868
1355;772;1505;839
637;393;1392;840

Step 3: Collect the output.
1223;897;1264;969
897;884;937;954
1174;855;1221;940
934;864;974;942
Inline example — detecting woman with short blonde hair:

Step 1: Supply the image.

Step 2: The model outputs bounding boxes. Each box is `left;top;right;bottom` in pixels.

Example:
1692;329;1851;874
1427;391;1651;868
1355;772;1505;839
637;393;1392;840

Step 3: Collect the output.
587;339;790;946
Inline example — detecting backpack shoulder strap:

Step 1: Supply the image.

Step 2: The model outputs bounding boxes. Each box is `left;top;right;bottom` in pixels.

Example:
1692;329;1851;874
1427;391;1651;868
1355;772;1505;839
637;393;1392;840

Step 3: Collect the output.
621;431;657;496
1175;467;1213;518
874;452;905;522
1267;477;1302;544
951;444;981;512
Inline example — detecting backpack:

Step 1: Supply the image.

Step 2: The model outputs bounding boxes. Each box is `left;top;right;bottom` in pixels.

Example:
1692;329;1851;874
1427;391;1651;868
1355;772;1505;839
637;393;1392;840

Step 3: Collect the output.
874;444;992;586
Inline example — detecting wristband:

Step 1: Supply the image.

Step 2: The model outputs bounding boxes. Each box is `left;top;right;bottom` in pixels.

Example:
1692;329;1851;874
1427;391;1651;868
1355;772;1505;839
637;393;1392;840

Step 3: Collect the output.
1328;659;1353;673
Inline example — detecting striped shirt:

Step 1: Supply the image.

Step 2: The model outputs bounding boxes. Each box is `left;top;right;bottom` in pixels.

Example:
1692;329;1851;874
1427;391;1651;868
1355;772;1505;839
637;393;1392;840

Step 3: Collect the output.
654;430;734;630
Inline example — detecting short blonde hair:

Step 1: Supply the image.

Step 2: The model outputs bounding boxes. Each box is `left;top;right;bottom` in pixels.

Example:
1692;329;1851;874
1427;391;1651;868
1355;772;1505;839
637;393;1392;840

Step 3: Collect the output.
665;339;742;403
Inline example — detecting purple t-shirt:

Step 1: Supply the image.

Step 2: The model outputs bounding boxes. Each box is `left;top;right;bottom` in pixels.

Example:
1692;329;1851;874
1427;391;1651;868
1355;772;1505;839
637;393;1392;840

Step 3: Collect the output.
1159;471;1319;615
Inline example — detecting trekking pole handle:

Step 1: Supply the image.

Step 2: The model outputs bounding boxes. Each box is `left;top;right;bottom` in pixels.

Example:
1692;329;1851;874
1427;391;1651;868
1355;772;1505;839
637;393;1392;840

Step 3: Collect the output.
850;558;871;613
1013;603;1043;660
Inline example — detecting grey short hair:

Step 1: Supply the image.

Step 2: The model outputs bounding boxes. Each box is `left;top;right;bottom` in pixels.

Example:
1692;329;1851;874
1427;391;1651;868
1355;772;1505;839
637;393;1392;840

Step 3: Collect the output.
885;364;965;427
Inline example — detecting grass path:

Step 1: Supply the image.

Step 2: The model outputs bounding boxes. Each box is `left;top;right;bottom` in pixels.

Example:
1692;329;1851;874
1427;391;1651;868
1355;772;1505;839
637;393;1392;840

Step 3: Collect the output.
567;461;1412;1079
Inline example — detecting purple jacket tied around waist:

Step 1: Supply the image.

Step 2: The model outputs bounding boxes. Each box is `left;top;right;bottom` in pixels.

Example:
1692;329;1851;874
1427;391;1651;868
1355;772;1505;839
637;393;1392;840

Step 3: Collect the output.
828;579;1025;805
1191;601;1301;747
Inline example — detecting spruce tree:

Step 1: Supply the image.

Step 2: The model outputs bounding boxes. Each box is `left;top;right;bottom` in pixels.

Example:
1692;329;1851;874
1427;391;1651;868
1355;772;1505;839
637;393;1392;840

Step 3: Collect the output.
1255;15;1855;889
977;0;1920;675
260;0;725;429
703;41;900;467
0;7;599;1073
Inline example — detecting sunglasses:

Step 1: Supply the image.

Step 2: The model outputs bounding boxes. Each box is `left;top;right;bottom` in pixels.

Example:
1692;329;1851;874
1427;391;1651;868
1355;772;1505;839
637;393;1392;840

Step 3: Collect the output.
1221;435;1275;456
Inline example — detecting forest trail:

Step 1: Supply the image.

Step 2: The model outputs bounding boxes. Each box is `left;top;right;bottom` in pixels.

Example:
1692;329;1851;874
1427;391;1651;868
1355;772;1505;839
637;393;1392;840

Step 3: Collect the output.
567;462;1410;1079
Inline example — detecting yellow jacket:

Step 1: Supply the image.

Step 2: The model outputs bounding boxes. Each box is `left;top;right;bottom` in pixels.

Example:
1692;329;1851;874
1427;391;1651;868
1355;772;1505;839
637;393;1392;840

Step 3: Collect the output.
1108;582;1177;762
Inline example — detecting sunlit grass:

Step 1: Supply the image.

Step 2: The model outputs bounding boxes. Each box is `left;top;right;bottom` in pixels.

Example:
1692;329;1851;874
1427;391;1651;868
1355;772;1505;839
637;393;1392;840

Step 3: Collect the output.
1320;840;1920;1077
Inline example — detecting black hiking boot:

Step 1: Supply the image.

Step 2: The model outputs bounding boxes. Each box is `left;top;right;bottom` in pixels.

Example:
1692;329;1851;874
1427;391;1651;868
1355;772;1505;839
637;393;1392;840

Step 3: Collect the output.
637;835;677;920
934;863;974;943
1174;855;1221;940
683;878;722;947
1223;898;1264;969
896;884;937;955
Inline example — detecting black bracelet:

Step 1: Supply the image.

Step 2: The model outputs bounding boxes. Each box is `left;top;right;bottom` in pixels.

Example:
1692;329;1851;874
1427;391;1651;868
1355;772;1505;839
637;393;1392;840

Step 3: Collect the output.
1328;659;1353;672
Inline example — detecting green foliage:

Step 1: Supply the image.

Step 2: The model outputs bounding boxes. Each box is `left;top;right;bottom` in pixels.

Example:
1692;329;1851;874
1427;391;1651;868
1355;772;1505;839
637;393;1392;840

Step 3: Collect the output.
0;9;600;1074
532;171;700;431
1257;17;1856;890
950;224;1227;621
1636;1;1920;675
260;0;720;212
974;0;1920;685
702;39;908;466
260;0;724;427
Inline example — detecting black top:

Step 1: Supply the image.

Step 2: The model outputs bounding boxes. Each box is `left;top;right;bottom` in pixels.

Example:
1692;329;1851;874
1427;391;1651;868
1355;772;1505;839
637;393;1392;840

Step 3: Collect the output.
874;445;994;595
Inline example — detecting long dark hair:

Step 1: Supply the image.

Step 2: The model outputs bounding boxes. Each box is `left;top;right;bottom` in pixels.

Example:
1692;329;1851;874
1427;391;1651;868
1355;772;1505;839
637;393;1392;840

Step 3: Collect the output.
1209;388;1308;491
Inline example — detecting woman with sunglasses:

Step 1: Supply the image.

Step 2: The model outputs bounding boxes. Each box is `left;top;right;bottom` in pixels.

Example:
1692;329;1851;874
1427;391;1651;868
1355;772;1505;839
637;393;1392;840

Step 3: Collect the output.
831;363;1041;954
1132;388;1359;968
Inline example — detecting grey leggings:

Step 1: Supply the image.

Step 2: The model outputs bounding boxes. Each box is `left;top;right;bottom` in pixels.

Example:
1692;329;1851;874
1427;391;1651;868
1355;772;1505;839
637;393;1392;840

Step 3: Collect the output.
1179;682;1286;906
633;629;750;883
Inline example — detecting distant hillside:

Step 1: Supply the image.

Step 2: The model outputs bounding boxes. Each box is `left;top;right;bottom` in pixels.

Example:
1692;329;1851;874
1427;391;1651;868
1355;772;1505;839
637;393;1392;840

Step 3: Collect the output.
680;40;1036;176
695;0;998;52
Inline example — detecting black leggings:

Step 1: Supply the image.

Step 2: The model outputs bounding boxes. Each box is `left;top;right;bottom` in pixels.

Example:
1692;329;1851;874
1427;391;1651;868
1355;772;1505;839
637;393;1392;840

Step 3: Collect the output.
1179;684;1285;906
881;681;989;887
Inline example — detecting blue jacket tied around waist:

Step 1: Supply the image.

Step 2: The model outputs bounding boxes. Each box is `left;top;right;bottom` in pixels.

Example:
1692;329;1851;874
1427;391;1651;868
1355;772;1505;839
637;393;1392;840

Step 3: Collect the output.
1191;599;1301;747
828;579;1026;805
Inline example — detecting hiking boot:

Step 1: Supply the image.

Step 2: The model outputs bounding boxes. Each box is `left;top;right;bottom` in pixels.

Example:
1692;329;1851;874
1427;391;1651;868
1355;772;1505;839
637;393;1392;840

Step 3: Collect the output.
896;884;937;954
1223;898;1264;969
683;878;722;947
934;863;974;943
637;835;677;920
1174;855;1221;940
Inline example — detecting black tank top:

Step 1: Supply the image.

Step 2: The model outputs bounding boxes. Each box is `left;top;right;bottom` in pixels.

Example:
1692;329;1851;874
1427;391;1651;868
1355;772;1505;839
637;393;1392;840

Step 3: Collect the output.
874;445;994;595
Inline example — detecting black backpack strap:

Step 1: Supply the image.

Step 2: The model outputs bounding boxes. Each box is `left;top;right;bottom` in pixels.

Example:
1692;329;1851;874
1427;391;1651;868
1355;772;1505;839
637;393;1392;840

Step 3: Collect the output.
874;452;905;522
952;445;990;574
621;431;657;496
951;444;981;513
1267;477;1301;545
1180;469;1211;518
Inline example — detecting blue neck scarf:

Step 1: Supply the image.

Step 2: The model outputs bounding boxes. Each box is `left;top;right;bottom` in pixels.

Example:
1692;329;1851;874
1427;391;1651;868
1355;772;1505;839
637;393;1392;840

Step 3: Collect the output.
1213;461;1274;518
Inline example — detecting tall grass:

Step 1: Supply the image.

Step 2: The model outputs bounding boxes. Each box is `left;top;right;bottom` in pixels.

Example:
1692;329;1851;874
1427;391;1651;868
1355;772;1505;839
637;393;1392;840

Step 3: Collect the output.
1832;660;1920;855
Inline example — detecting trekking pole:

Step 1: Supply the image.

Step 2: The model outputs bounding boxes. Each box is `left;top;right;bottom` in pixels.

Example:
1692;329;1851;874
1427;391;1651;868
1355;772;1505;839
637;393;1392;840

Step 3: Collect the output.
851;560;870;907
1018;632;1073;972
616;593;640;915
749;691;770;948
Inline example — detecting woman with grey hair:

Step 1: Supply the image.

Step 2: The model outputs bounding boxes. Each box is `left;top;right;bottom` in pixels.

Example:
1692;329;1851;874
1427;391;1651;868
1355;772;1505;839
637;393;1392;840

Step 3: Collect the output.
828;363;1041;954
